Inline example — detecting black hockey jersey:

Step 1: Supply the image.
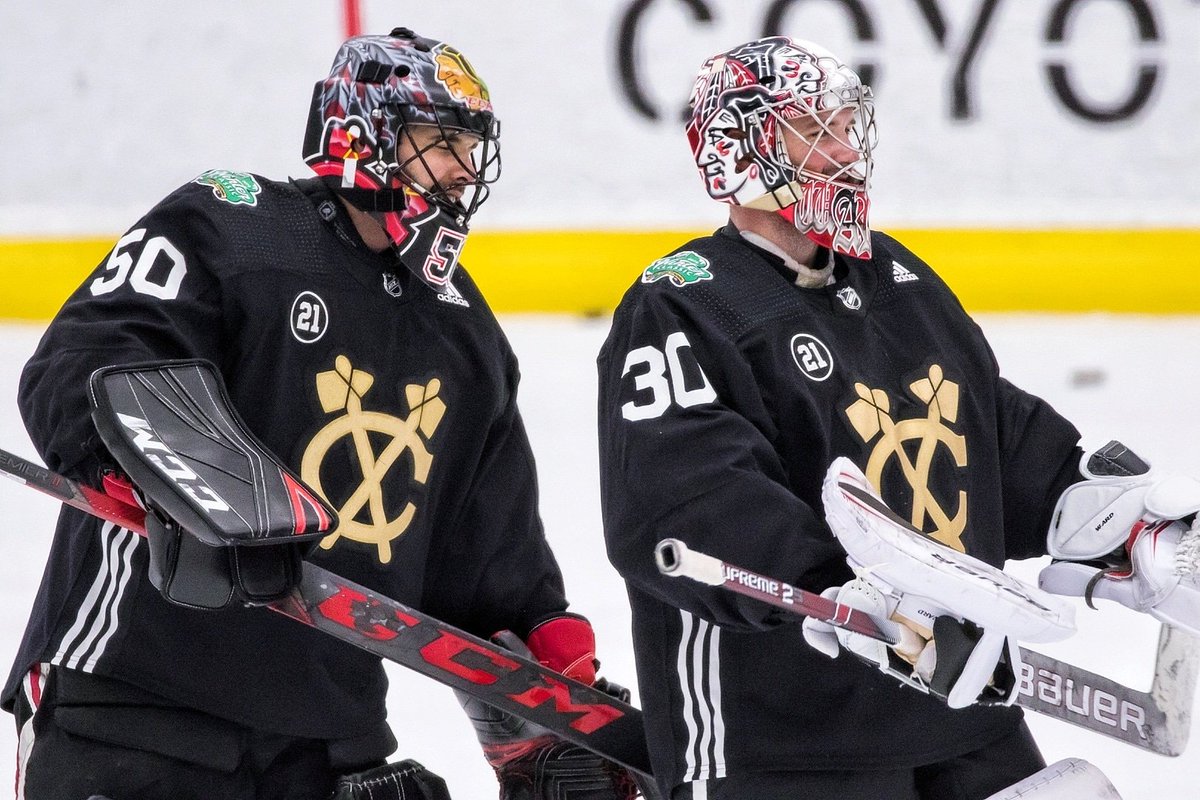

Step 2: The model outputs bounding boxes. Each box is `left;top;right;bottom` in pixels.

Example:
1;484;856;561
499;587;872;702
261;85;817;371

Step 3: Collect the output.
597;225;1084;789
4;173;568;747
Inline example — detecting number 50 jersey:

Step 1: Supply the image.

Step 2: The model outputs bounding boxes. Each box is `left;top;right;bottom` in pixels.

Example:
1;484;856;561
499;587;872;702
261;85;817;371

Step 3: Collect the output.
5;173;568;746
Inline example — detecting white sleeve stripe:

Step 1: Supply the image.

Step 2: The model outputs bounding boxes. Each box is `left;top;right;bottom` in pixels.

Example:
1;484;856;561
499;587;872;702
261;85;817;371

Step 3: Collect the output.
677;610;727;782
53;523;139;672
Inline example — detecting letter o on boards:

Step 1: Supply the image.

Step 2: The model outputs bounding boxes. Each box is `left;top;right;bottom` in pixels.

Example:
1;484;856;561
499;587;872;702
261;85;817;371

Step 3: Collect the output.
760;0;878;89
1044;0;1161;122
616;0;714;122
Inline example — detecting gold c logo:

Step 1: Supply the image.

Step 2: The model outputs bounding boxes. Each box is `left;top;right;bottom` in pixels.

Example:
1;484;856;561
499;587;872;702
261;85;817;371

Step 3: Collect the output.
844;364;968;551
301;355;445;563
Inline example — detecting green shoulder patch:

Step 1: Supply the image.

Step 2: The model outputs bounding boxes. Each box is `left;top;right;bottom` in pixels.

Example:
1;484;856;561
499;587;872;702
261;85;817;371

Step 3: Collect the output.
193;170;262;207
640;251;714;288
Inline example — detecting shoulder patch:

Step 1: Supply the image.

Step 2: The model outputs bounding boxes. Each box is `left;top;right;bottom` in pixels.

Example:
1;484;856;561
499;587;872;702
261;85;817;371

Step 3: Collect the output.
641;251;714;288
193;170;262;207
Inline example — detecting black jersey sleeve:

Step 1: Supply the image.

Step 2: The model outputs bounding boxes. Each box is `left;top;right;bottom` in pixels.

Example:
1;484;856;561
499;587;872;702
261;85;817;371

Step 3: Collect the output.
19;187;225;480
598;291;839;633
422;361;569;640
994;376;1084;559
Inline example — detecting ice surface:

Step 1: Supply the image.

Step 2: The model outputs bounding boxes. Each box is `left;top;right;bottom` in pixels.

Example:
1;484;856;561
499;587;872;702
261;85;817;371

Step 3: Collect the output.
1;314;1198;798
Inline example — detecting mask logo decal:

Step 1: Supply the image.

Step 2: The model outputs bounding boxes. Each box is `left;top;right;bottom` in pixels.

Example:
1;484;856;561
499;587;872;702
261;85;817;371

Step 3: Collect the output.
433;44;491;112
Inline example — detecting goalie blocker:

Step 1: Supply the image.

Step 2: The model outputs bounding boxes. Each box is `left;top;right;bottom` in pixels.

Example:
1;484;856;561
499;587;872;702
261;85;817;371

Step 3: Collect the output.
88;359;337;609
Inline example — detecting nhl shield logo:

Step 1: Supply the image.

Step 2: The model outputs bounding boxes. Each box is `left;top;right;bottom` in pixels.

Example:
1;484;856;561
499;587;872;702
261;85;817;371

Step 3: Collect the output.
836;286;862;311
382;273;403;298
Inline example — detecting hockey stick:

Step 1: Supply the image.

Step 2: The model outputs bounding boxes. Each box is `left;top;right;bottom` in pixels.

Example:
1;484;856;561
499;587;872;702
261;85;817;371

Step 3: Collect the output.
655;537;1199;756
0;448;658;788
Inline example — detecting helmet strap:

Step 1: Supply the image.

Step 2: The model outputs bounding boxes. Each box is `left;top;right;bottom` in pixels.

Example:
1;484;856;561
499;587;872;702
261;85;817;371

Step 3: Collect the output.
334;185;410;213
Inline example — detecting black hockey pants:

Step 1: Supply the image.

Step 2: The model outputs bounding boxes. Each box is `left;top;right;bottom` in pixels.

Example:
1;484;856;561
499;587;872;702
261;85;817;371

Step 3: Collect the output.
671;723;1045;800
12;665;389;800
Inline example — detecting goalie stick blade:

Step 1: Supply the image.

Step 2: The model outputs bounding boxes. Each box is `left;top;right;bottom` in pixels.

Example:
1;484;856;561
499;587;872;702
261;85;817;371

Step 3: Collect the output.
0;447;659;789
655;538;1199;756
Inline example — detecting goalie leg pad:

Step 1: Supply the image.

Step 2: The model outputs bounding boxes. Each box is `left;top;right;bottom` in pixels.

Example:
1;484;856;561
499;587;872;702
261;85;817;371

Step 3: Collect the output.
983;758;1122;800
332;759;452;800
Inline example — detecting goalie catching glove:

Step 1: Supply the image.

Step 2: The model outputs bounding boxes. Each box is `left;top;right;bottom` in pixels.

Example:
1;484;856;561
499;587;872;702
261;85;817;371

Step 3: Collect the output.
455;613;643;800
1040;441;1200;636
802;459;1075;709
88;360;337;610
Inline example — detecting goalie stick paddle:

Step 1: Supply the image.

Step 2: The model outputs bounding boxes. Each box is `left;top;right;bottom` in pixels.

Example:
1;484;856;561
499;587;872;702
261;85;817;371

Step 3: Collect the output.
655;537;1200;756
0;448;658;788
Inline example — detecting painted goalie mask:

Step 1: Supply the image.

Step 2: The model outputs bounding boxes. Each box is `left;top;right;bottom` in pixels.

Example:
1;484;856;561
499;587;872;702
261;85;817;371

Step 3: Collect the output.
302;27;501;288
686;36;876;259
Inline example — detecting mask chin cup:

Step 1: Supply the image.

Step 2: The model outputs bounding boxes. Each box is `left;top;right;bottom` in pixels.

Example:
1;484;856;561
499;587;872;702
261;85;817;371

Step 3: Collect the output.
774;176;873;260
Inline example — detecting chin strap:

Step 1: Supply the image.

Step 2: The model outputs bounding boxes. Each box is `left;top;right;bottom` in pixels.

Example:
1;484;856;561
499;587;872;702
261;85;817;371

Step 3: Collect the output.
331;185;410;213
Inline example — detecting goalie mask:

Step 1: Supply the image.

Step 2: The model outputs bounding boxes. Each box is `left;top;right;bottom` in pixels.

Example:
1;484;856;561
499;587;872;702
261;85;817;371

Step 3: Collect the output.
686;36;876;259
303;27;501;289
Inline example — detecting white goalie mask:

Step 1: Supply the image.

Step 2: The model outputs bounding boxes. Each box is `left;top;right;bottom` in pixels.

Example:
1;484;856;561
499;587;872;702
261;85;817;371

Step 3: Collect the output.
686;37;877;259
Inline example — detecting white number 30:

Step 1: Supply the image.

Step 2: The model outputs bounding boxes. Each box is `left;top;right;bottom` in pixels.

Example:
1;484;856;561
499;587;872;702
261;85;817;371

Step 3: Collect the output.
620;331;717;421
90;228;187;300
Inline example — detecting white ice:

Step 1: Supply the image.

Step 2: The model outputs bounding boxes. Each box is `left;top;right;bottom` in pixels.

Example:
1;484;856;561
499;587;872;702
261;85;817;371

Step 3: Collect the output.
1;314;1198;799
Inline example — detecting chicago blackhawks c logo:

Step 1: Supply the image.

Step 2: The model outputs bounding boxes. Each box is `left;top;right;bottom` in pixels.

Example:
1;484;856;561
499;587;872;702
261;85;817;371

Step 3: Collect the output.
301;355;445;563
844;365;968;551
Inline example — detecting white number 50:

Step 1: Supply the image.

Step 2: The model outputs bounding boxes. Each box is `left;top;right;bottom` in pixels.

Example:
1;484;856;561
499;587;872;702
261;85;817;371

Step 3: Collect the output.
90;228;188;300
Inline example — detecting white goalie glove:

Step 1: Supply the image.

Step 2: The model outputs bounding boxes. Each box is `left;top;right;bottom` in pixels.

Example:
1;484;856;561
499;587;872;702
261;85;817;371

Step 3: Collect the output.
803;459;1075;709
1039;441;1200;636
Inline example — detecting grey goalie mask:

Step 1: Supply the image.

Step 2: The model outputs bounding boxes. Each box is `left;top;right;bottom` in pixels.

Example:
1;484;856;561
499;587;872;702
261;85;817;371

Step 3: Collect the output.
302;27;501;289
686;36;876;259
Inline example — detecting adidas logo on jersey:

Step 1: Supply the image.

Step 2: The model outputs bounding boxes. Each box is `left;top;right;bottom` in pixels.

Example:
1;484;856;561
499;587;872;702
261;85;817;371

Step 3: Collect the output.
436;282;471;308
892;261;919;283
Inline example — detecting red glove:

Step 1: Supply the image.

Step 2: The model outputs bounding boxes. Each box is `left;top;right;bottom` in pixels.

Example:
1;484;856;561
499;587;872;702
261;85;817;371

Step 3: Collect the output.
525;612;598;685
455;614;642;799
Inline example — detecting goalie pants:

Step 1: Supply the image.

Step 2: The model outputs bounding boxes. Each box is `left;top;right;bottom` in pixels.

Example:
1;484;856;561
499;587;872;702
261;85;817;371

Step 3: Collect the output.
672;723;1044;800
11;665;391;800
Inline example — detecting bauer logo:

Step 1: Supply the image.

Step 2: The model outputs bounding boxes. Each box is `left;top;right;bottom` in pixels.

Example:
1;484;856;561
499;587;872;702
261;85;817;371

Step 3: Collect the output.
641;251;714;288
193;170;262;206
790;333;834;382
291;291;329;344
1018;661;1148;742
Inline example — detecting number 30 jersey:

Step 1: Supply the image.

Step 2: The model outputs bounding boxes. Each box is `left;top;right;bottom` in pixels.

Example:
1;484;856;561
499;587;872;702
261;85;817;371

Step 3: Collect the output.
4;173;569;745
597;224;1084;789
